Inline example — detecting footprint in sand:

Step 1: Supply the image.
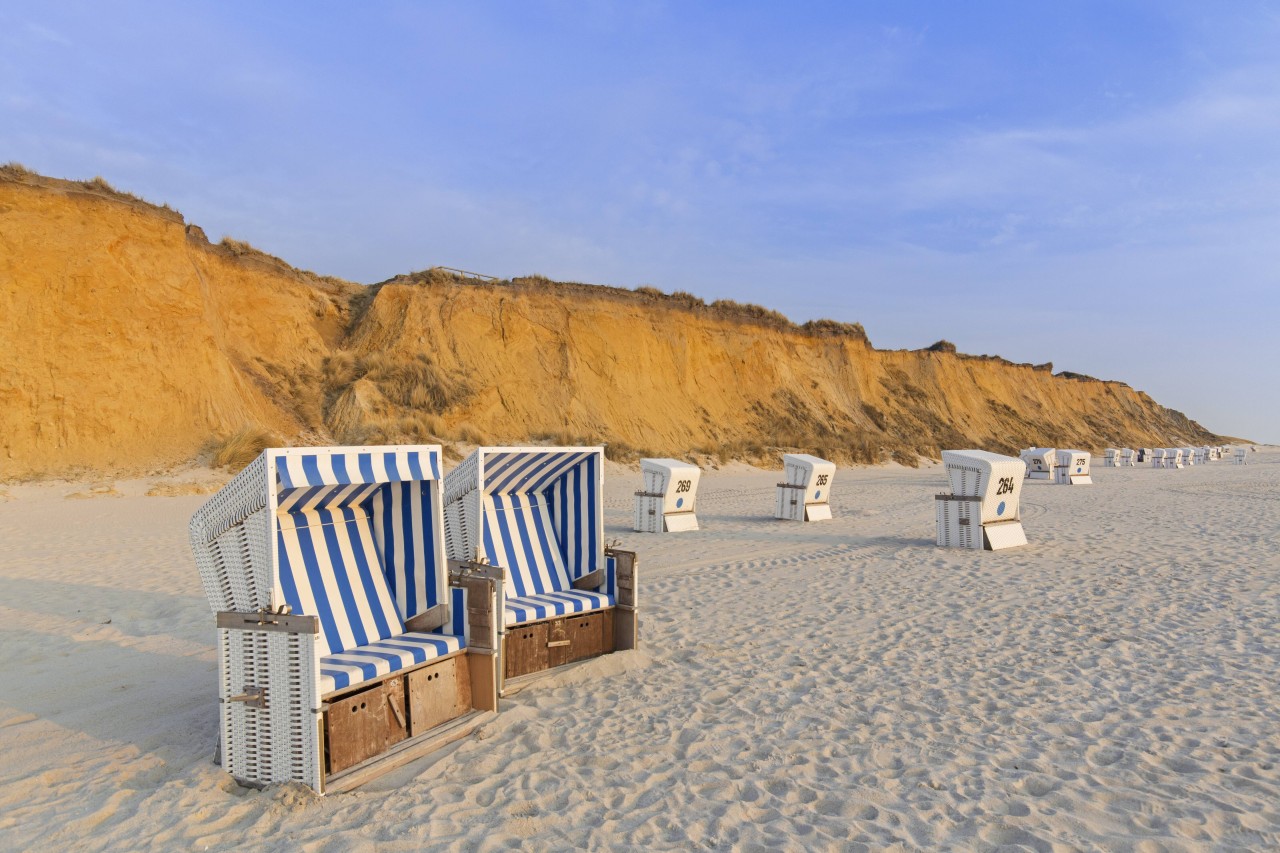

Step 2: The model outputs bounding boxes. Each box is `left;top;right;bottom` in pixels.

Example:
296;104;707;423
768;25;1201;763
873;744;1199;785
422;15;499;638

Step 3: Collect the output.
1087;745;1125;766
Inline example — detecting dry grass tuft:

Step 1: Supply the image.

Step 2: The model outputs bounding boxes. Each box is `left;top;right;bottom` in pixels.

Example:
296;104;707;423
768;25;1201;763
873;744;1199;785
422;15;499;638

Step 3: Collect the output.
211;426;281;472
146;480;227;497
451;422;486;445
708;299;791;327
802;319;869;342
1;161;35;178
66;483;123;500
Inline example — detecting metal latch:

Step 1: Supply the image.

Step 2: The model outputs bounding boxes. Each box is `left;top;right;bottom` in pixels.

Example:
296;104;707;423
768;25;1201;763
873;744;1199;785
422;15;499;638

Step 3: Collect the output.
226;687;266;708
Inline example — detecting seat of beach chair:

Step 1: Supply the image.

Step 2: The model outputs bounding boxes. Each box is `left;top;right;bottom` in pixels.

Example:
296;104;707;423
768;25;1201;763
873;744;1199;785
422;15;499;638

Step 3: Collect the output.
504;590;614;627
320;631;464;696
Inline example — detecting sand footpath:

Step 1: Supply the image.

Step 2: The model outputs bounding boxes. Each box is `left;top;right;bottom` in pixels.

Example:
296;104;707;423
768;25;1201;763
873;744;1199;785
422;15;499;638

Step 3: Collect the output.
1;452;1277;850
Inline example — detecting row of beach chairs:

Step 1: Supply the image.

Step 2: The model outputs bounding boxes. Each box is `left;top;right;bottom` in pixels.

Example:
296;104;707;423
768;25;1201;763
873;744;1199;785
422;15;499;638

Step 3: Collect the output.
189;440;1244;793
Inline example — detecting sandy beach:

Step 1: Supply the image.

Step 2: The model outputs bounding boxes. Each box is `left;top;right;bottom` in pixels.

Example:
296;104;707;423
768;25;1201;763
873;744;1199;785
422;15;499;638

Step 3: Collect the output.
1;451;1277;851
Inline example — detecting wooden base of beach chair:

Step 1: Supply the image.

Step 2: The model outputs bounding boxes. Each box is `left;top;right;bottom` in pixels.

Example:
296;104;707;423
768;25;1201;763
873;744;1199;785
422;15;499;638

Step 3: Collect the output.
503;609;617;681
321;651;487;783
323;709;497;795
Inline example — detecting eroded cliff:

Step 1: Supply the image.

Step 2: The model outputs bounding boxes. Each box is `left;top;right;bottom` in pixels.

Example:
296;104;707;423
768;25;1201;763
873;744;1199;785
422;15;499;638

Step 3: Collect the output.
0;167;1222;479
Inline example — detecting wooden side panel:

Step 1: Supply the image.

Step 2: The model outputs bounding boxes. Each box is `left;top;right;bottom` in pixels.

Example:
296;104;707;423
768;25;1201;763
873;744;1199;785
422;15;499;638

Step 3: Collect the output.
325;677;408;776
611;549;637;610
504;622;549;679
407;657;471;736
615;607;637;651
565;610;614;663
468;650;499;712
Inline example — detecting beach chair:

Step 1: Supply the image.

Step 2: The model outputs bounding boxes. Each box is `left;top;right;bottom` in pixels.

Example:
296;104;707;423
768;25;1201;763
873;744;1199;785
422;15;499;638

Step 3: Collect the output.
442;447;637;692
1234;448;1247;465
1180;447;1196;466
1053;449;1092;485
634;458;700;532
1103;448;1119;467
1149;448;1164;468
1120;448;1136;466
775;453;835;521
1165;448;1184;469
1019;447;1055;480
189;446;499;794
936;450;1027;550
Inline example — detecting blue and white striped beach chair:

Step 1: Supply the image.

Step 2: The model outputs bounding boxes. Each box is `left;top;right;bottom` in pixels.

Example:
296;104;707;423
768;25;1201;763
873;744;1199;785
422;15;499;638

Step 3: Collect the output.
442;447;638;690
189;445;500;793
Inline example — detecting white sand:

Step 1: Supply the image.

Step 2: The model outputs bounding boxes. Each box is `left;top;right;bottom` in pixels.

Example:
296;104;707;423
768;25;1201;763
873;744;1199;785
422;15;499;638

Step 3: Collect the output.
1;452;1278;851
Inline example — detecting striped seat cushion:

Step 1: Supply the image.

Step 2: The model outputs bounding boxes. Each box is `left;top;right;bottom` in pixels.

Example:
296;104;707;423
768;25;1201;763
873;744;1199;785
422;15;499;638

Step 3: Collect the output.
504;590;614;627
320;631;464;696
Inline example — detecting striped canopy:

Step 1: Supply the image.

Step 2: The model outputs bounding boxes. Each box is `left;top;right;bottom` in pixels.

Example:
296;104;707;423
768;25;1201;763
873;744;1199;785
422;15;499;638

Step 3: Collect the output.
479;450;597;495
268;447;447;658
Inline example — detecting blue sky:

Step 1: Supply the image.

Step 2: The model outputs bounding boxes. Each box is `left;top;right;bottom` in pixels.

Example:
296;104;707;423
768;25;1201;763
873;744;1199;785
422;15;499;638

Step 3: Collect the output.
3;2;1277;441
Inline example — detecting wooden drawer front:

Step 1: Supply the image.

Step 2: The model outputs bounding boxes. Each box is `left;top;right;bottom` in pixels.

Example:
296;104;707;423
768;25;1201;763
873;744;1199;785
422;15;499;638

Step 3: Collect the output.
566;610;614;664
325;676;408;776
505;622;549;679
407;656;471;735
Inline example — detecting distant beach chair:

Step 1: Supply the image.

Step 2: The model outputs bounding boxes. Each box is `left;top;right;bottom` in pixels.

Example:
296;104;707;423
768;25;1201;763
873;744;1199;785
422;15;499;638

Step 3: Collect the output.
1103;448;1119;467
1150;448;1165;468
935;450;1027;550
633;458;700;533
1180;447;1197;466
1234;448;1247;465
1019;447;1055;480
1053;449;1093;485
1120;448;1136;466
1164;448;1184;469
442;446;637;693
775;453;835;521
188;445;499;794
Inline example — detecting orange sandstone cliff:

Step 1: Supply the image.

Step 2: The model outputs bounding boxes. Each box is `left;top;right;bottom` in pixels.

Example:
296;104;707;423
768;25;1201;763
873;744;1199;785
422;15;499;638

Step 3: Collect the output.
0;167;1221;480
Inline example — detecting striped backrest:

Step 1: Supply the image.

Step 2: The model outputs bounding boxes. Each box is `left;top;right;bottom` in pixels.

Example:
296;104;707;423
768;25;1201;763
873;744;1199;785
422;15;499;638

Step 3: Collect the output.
370;481;444;622
276;499;405;657
482;493;572;597
548;452;600;581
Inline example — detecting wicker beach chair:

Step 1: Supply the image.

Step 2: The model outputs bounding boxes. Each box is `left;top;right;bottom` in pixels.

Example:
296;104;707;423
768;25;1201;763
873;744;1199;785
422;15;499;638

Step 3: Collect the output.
633;458;700;533
1053;449;1093;485
1019;447;1056;480
935;450;1028;550
189;445;499;793
775;453;835;521
442;447;637;692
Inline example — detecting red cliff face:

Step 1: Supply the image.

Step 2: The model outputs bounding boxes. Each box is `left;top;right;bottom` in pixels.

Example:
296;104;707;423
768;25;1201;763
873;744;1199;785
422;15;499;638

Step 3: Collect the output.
0;168;1221;480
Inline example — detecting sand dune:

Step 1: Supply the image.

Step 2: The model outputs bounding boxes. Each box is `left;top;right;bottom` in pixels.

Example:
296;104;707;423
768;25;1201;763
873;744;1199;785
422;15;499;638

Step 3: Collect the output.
1;452;1277;850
